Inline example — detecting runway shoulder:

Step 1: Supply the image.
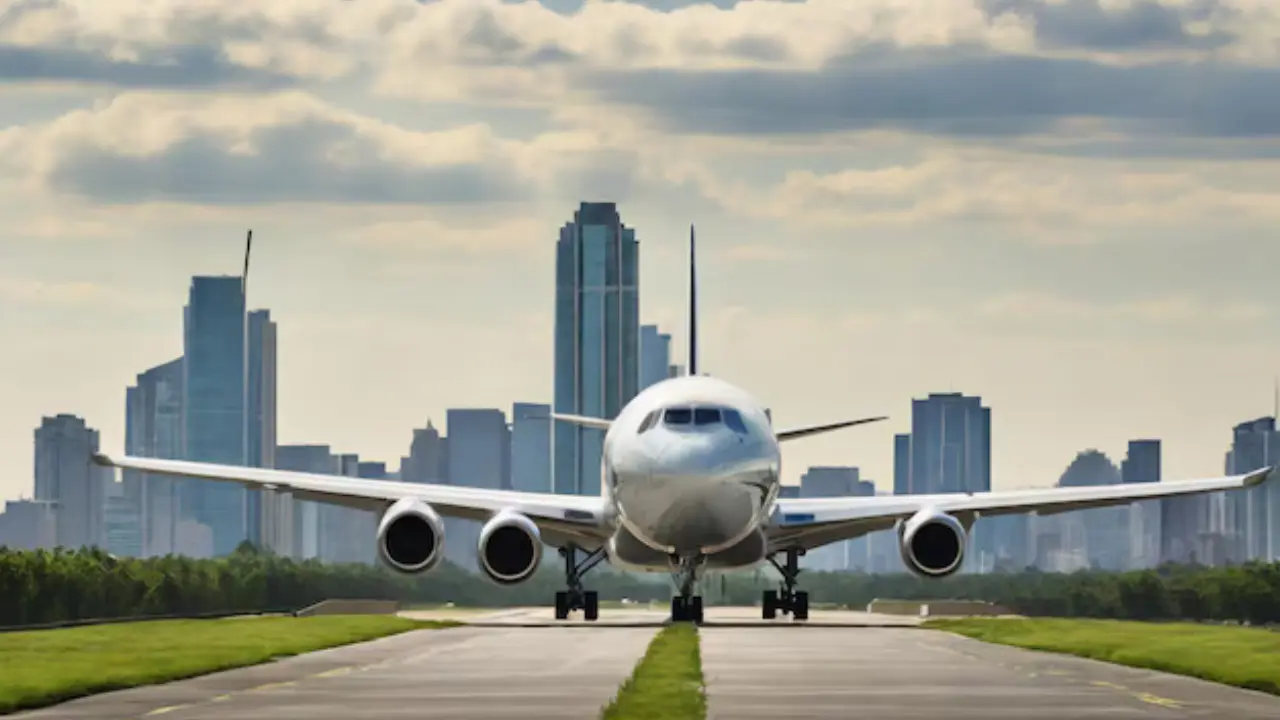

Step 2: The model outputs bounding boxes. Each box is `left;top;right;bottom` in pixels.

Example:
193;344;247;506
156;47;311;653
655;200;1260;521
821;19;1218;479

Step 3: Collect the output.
700;621;1280;719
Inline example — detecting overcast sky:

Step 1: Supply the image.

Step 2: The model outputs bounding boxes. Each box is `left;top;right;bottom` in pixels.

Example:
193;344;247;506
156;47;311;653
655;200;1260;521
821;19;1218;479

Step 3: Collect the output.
4;0;1280;501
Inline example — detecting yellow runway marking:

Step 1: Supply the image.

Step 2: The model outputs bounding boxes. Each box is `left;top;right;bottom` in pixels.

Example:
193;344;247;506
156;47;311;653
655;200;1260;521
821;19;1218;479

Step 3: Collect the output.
1136;693;1183;709
144;705;189;716
248;681;297;692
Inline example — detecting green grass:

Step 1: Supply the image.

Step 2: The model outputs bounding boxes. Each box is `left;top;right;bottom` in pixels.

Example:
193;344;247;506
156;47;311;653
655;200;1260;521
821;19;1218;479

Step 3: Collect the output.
601;623;706;720
926;617;1280;696
0;615;458;714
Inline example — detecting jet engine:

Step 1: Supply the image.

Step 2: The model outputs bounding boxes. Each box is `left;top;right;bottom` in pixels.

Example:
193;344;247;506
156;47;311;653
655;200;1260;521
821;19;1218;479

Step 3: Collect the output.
477;510;543;585
898;509;967;578
377;498;445;574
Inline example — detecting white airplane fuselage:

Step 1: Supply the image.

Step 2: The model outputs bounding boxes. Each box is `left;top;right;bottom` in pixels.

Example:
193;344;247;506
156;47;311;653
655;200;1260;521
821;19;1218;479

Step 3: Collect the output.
596;374;782;573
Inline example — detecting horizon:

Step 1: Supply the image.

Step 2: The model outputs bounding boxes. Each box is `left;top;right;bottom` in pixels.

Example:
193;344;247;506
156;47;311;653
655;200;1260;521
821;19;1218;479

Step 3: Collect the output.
5;0;1280;501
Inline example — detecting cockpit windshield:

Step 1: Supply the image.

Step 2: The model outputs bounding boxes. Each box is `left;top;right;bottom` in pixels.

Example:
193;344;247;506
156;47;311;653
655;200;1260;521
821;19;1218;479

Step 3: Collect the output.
664;407;692;425
693;408;720;425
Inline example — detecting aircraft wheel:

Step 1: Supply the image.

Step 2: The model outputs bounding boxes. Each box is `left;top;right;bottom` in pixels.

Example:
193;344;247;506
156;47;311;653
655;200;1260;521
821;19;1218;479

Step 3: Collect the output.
794;591;810;621
762;590;778;620
583;591;600;621
555;591;570;620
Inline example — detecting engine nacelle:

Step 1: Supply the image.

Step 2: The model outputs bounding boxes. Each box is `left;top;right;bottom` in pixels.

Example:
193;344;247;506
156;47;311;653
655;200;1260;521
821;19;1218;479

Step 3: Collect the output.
477;510;543;585
898;509;967;578
377;498;445;574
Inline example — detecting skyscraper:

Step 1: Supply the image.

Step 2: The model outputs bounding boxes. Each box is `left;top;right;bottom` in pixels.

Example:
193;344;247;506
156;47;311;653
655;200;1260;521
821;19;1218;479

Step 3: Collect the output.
553;202;639;496
899;393;991;495
183;276;247;556
246;310;278;550
799;467;872;571
402;421;447;483
33;414;108;550
445;408;511;568
124;357;185;557
182;277;276;557
276;444;337;559
1122;439;1161;569
639;325;672;391
511;402;552;493
1225;417;1278;562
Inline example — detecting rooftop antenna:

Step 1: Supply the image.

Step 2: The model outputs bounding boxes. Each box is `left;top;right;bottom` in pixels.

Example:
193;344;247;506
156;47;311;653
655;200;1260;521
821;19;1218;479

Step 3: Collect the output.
242;229;253;469
687;223;698;376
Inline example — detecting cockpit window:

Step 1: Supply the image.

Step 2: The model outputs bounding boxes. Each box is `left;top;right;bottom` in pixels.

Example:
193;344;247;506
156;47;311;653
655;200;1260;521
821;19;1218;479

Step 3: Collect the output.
723;409;748;434
693;408;721;426
638;410;661;433
664;407;692;425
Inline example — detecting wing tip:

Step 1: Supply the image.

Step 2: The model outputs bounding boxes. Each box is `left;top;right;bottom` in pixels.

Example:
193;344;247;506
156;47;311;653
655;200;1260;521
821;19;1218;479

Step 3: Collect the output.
1244;466;1274;488
91;452;114;467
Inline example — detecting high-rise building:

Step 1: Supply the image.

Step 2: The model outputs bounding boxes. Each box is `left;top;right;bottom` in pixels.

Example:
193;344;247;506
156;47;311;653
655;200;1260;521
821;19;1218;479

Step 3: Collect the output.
639;325;672;391
276;444;337;559
402;421;447;483
1225;417;1279;562
511;402;552;493
246;310;279;550
183;276;247;557
446;408;510;568
104;482;143;557
553;202;639;496
0;500;56;550
799;467;871;571
125;357;185;557
182;277;275;557
1121;439;1161;569
892;433;912;495
33;414;109;550
899;393;991;495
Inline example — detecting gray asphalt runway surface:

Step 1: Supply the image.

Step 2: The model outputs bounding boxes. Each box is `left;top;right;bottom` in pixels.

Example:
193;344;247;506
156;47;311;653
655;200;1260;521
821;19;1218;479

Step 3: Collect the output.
11;616;656;720
701;624;1280;719
12;608;1280;719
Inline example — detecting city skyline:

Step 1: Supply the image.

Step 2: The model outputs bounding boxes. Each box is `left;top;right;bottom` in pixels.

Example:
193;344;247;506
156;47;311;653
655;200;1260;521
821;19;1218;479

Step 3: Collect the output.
6;0;1280;501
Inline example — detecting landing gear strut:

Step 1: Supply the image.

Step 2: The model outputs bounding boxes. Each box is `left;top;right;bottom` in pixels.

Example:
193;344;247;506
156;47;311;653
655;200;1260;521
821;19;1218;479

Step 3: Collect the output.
762;547;809;621
554;545;604;621
669;554;705;624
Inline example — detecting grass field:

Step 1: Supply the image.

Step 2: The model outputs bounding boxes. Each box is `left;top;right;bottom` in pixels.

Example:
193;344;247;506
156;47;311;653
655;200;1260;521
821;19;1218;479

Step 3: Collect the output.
602;623;706;720
0;615;456;714
926;618;1280;696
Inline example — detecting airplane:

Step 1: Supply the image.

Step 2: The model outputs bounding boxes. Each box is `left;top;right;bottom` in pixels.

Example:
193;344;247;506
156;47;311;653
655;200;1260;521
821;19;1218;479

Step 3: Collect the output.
93;225;1275;625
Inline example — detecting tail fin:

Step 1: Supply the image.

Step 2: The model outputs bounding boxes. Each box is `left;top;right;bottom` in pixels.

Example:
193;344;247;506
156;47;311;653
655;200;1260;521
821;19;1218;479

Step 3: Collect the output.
688;224;698;376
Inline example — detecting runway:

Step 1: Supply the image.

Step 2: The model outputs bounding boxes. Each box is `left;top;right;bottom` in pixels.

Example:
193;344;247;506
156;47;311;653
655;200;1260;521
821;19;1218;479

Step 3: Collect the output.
12;608;1280;719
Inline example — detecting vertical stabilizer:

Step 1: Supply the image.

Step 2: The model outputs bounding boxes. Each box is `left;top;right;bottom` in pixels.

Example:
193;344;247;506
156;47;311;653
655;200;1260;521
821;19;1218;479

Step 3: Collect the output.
688;224;698;376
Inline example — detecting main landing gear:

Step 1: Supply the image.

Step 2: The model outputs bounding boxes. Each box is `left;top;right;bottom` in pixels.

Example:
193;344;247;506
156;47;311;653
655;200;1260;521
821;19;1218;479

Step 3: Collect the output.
554;545;605;621
669;554;705;624
762;547;809;621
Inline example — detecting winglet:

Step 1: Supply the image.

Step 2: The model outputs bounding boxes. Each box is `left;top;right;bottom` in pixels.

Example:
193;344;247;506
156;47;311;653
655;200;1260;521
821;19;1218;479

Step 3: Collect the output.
548;413;613;430
1243;466;1273;488
688;223;698;377
92;452;115;468
775;416;889;443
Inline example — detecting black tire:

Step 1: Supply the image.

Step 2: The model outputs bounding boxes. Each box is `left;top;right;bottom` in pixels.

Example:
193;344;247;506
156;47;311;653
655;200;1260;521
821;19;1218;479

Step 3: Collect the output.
762;590;777;620
584;591;600;621
794;591;810;621
690;595;704;625
555;591;570;620
670;595;687;622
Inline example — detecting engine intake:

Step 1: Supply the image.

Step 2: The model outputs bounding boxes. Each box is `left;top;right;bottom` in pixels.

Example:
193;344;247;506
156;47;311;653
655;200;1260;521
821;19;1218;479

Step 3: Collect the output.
478;510;542;585
899;509;966;578
377;498;445;573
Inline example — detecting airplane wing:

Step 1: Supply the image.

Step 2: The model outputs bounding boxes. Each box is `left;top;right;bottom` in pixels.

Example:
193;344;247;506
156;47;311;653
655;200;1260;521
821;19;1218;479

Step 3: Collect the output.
767;467;1274;551
93;453;611;548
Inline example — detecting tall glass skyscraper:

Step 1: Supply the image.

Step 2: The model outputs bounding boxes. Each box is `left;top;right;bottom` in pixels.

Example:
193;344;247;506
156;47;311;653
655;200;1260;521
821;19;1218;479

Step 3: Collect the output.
553;202;639;496
125;357;184;557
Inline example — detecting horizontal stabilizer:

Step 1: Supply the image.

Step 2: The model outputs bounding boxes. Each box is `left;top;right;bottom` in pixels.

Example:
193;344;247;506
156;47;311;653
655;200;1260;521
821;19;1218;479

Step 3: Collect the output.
547;413;613;430
776;416;888;442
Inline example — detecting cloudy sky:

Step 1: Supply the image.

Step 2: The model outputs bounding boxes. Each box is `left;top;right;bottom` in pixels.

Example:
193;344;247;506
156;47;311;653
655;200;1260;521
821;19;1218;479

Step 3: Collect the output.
3;0;1280;502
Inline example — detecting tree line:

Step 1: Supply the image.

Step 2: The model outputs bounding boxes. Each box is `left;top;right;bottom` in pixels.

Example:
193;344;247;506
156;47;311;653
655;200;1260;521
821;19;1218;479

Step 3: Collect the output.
1;543;1277;628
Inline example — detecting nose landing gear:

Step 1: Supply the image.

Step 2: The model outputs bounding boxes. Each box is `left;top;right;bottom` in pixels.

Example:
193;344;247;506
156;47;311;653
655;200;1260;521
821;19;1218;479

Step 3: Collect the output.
762;547;809;621
669;554;705;624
